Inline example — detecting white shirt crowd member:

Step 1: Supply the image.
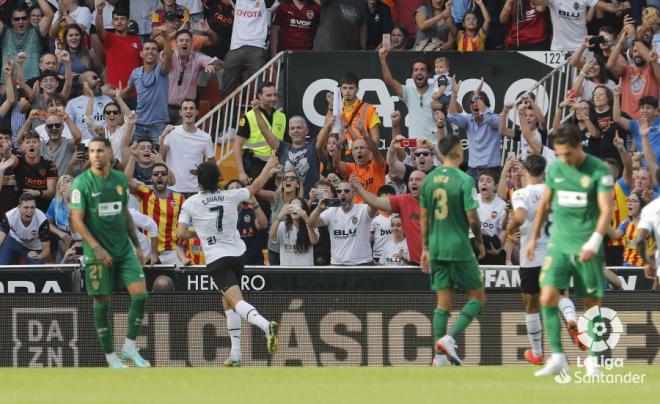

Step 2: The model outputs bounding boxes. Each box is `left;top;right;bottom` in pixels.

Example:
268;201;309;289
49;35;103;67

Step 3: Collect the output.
0;207;50;250
477;194;507;237
371;213;392;263
638;198;660;276
231;0;280;50
547;0;598;51
381;238;410;266
129;208;158;255
277;221;319;266
511;183;549;267
164;125;215;193
319;204;374;265
178;188;250;263
66;94;112;141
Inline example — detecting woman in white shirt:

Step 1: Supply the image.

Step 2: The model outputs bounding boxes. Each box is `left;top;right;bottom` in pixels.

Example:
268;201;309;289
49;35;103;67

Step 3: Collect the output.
269;197;319;266
380;215;410;266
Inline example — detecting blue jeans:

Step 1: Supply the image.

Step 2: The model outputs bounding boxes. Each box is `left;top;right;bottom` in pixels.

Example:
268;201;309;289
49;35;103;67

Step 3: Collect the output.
134;121;167;144
0;236;44;265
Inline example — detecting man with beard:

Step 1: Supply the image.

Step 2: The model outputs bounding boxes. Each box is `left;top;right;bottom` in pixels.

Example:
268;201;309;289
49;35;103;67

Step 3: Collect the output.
257;113;323;197
14;132;57;213
127;161;186;266
607;36;659;120
65;71;113;141
334;135;386;204
0;1;54;85
309;180;377;265
387;111;438;191
351;170;426;265
162;29;220;124
123;39;173;144
378;47;435;142
448;77;503;183
39;113;82;173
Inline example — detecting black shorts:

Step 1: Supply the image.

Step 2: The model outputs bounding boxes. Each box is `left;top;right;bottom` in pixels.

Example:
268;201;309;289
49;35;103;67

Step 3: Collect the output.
207;256;244;292
519;266;541;294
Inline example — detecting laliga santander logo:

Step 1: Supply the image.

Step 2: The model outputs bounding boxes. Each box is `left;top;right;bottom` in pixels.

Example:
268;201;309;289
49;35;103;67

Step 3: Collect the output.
577;306;623;352
554;369;572;384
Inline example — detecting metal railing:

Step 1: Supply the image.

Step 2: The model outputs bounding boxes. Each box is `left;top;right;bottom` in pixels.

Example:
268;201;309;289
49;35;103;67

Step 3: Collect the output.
196;51;286;163
502;57;578;158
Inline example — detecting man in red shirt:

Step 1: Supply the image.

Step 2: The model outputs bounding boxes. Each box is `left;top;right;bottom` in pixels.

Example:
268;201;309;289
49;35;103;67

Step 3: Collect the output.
95;1;142;90
350;169;425;264
270;0;320;56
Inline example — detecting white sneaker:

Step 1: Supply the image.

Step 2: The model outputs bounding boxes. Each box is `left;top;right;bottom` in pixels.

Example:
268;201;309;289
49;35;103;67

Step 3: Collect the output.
534;353;569;377
584;356;602;377
435;335;462;366
432;354;451;367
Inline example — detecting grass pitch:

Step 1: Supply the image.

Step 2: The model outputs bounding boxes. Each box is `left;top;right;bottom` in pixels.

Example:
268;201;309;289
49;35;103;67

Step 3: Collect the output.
1;365;657;404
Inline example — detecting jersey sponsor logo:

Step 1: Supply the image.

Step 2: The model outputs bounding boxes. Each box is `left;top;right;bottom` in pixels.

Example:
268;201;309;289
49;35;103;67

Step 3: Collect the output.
379;228;392;236
554;178;565;183
98;201;122;217
557;190;587;208
235;8;263;18
91;192;102;197
116;185;123;195
333;228;357;239
288;18;313;28
71;189;81;204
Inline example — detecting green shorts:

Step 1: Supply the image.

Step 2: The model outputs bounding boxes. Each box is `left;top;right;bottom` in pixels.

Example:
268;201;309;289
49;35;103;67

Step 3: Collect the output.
84;253;145;296
430;259;484;291
540;245;604;298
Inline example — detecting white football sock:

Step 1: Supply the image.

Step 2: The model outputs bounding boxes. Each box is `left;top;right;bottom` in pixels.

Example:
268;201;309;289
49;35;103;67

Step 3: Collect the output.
558;298;577;323
525;313;543;356
123;338;136;352
225;309;242;356
234;300;270;333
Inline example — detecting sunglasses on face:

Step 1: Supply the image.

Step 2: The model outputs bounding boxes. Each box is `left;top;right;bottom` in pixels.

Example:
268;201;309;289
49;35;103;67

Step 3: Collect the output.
46;123;63;129
13;16;28;21
105;110;120;115
414;151;431;157
337;188;351;194
152;171;168;177
283;175;298;181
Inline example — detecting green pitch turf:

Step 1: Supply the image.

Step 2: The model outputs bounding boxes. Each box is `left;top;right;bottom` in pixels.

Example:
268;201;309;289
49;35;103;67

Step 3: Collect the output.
0;366;657;404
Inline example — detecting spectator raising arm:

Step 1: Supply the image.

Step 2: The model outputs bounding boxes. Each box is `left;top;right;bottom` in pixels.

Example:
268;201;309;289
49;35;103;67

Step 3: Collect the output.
246;155;281;197
387;136;407;181
36;0;55;38
316;114;335;158
634;41;660;83
378;46;403;97
251;99;281;150
612;78;631;131
95;0;108;41
0;62;15;118
614;130;633;187
639;120;658;186
349;172;391;213
607;29;630;78
499;102;515;138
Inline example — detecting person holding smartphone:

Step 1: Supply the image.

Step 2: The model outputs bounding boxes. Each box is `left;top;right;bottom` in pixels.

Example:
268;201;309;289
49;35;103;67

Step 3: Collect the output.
309;180;378;265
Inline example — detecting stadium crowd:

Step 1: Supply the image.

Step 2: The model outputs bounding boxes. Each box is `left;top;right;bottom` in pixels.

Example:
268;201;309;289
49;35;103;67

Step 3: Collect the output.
0;0;659;279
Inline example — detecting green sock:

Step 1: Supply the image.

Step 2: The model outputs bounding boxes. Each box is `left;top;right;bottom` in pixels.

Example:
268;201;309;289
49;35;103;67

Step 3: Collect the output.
587;315;604;357
542;306;564;353
449;299;482;338
93;301;113;354
433;308;450;352
126;293;148;341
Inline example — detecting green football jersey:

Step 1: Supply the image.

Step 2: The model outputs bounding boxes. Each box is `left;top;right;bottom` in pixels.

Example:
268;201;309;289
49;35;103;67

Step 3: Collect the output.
546;154;613;255
70;168;133;258
420;166;480;261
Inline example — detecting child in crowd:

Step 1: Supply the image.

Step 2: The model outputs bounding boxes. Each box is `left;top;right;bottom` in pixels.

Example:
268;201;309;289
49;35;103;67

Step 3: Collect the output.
431;57;452;106
456;0;490;52
380;215;410;265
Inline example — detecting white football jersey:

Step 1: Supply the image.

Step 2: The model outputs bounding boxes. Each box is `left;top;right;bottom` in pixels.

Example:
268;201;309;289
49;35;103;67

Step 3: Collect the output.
511;183;549;268
370;214;393;262
1;207;50;250
178;188;251;263
638;198;660;269
320;204;373;265
477;194;507;237
381;239;410;266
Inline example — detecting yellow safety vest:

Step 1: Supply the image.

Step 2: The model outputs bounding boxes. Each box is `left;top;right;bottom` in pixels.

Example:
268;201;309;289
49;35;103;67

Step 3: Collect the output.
244;109;286;160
